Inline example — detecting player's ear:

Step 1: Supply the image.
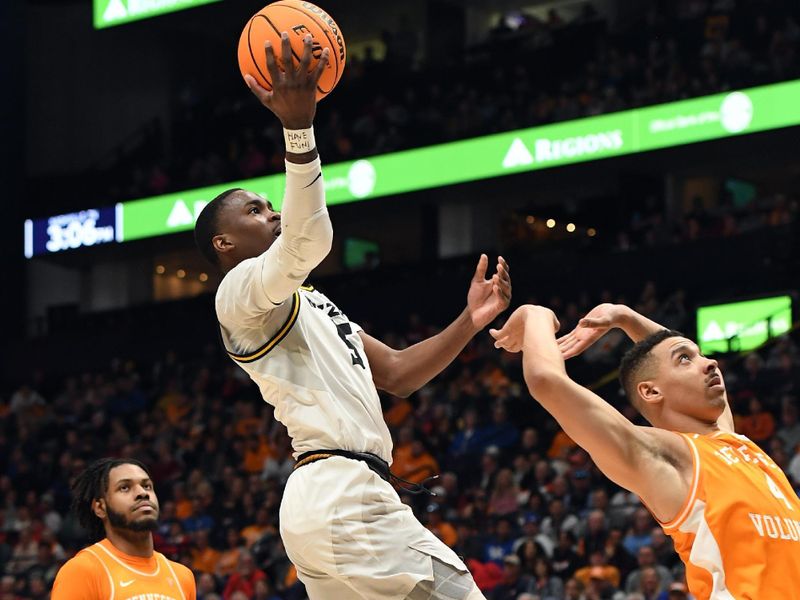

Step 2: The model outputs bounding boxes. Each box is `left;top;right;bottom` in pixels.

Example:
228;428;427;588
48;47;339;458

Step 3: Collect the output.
213;234;234;254
93;497;107;520
638;380;663;406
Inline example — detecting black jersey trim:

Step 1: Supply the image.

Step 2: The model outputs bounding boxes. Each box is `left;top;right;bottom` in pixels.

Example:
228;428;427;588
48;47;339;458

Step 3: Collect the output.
224;291;300;363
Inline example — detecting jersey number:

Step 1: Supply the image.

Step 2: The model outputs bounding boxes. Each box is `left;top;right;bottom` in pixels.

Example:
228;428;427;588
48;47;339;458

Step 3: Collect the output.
335;321;365;369
765;472;795;511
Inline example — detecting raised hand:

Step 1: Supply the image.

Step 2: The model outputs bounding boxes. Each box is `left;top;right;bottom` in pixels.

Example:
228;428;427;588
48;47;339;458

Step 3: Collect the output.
467;255;511;330
244;33;329;129
490;305;559;353
556;303;621;359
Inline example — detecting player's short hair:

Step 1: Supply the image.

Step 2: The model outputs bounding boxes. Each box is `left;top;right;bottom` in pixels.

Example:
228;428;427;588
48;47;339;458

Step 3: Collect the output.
619;329;684;409
194;188;243;267
70;457;153;542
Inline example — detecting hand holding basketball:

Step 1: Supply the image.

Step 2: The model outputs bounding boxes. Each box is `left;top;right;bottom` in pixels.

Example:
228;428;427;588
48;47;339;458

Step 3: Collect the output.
238;1;346;102
244;33;329;129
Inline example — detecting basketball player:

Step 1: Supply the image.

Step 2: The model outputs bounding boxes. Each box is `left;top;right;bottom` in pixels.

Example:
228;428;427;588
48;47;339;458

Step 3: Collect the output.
51;458;195;599
490;302;800;599
193;35;509;599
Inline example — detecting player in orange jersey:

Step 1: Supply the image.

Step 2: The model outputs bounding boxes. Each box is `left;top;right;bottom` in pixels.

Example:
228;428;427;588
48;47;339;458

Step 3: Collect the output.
51;458;195;600
490;303;800;600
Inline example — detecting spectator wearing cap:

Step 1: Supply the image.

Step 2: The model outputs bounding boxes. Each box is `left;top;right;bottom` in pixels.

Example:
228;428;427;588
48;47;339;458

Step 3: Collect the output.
424;503;458;548
513;512;554;558
489;554;531;600
625;546;672;594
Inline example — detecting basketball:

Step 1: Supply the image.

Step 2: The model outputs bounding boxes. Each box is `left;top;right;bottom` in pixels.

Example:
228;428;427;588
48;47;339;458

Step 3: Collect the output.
238;1;346;101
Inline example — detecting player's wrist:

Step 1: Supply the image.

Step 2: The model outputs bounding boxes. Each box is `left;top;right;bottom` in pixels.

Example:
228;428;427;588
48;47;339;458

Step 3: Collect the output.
283;125;316;154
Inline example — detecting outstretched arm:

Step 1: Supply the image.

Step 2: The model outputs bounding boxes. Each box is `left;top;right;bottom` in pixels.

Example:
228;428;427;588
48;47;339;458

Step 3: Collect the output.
491;306;693;522
221;34;332;314
557;303;735;432
361;255;511;397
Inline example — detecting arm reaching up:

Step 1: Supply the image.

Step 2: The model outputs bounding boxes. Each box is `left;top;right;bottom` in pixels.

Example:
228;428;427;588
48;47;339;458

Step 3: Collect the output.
490;305;693;522
361;255;511;397
556;303;735;432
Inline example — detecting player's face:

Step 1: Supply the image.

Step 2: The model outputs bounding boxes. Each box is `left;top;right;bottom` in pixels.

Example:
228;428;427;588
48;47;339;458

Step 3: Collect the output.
651;337;727;421
219;191;281;261
103;464;160;533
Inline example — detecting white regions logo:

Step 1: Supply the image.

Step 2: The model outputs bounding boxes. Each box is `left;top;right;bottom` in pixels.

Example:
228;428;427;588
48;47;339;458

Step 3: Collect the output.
103;0;128;22
719;92;754;133
502;130;624;169
167;199;208;228
701;317;789;342
347;160;377;198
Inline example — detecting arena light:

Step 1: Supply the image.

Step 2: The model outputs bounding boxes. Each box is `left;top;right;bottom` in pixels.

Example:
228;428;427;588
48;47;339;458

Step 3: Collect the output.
23;78;800;253
93;0;222;29
696;295;793;354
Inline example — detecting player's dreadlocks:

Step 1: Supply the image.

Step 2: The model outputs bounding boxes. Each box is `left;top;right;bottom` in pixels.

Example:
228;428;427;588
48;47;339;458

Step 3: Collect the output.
70;457;152;542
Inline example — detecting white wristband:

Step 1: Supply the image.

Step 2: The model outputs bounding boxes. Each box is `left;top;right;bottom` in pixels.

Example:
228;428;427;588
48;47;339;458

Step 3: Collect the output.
283;126;316;154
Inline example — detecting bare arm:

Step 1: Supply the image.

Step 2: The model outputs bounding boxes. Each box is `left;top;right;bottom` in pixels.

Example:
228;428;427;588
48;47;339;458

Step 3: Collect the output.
558;303;735;433
492;306;693;521
361;255;511;397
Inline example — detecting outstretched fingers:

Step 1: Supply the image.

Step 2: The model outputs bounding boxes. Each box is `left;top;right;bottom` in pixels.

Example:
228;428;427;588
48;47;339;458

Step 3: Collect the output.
311;47;329;85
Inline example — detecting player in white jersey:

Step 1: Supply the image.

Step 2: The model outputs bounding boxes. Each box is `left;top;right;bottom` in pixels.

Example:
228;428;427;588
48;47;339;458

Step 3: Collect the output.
193;34;510;599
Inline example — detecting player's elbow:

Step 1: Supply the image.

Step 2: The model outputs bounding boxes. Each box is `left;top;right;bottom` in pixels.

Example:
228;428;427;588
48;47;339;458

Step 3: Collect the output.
523;366;567;400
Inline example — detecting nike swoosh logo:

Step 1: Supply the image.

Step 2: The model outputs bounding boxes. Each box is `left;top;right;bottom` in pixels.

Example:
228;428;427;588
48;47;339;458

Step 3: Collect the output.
120;580;135;587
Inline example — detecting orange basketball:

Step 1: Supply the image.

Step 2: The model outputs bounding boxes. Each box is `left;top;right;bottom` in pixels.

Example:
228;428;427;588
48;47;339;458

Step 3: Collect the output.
238;1;346;102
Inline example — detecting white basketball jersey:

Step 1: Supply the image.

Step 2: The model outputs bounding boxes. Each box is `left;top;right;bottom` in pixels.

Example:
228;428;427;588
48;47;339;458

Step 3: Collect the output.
217;279;394;463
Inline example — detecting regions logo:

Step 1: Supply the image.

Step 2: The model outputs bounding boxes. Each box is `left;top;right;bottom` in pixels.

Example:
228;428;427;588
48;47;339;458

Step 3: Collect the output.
719;92;754;133
502;130;624;169
347;160;377;198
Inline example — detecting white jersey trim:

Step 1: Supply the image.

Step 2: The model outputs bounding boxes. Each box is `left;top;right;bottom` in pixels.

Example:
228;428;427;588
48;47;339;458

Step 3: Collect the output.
83;547;115;600
93;542;161;577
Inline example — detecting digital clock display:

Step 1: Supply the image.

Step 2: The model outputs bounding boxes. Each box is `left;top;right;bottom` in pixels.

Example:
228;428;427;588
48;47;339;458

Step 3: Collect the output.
24;206;118;258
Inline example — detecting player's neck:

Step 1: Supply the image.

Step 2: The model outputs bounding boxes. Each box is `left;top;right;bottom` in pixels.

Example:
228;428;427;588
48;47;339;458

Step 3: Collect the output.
105;528;154;558
655;410;722;436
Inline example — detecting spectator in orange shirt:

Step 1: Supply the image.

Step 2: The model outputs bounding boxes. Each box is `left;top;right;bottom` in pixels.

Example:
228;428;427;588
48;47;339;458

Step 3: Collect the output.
574;550;621;588
217;527;245;578
547;428;577;459
233;402;262;438
424;504;458;548
242;436;273;474
173;482;194;520
736;396;776;444
240;508;274;548
384;395;414;428
392;430;439;485
190;529;220;574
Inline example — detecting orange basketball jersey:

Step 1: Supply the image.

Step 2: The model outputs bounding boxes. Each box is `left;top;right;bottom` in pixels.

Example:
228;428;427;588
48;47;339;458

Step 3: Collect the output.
52;538;195;600
658;431;800;599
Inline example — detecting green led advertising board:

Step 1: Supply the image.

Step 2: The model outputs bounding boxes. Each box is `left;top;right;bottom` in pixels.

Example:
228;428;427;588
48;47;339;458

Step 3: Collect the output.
697;296;793;354
93;0;222;29
117;78;800;242
22;79;800;252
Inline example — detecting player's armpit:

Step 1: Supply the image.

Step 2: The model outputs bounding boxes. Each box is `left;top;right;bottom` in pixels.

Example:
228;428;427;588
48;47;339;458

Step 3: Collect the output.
528;372;692;523
622;426;695;523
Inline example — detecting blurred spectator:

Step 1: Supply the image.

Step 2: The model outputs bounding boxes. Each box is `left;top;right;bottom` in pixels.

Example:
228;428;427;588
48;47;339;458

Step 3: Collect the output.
736;397;776;444
490;554;531;600
222;552;268;600
625;546;672;594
